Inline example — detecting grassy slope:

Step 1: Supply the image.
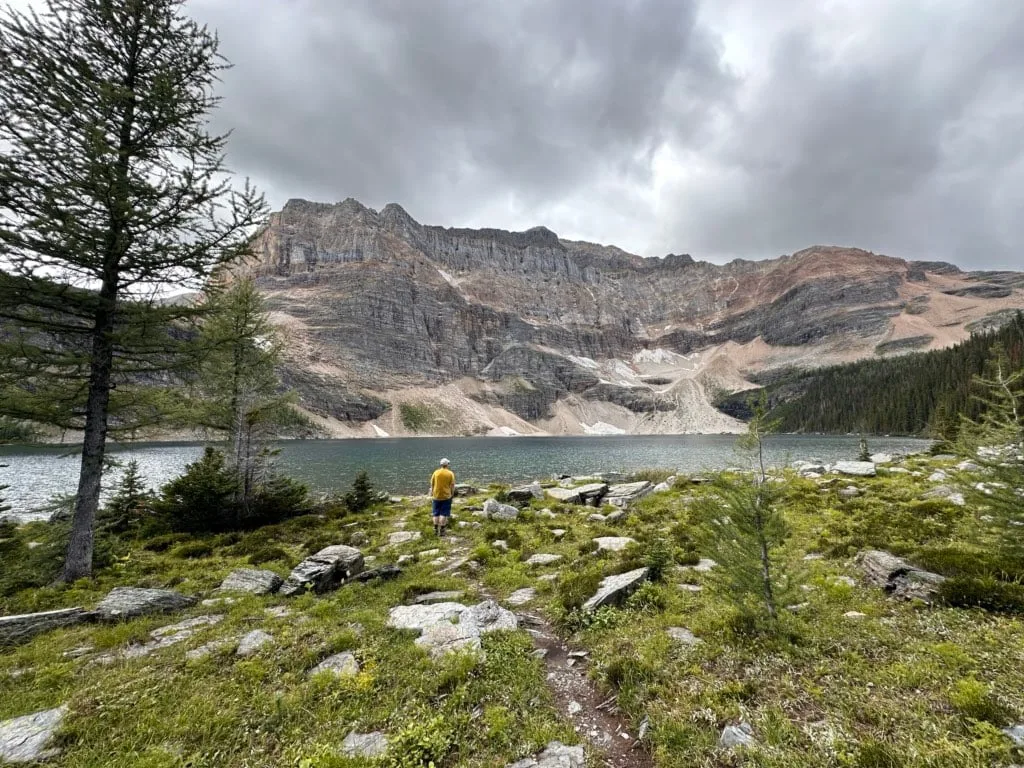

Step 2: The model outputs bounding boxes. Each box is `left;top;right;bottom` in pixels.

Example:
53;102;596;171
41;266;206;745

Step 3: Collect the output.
2;455;1023;767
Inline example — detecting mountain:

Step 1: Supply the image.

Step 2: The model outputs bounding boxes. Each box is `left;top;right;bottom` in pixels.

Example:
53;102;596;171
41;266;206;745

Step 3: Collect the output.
242;198;1024;437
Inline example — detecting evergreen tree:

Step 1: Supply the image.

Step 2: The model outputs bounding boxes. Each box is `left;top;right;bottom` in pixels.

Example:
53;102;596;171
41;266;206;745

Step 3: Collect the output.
0;0;266;579
193;277;304;512
344;471;376;514
98;459;152;534
694;394;792;629
858;436;870;462
957;343;1024;562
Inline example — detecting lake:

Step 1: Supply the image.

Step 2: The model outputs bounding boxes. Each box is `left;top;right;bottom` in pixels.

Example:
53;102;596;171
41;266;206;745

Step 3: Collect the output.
0;434;932;522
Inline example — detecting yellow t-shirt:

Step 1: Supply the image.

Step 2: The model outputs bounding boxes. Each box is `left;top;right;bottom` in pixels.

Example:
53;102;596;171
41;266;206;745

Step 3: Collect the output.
430;468;455;500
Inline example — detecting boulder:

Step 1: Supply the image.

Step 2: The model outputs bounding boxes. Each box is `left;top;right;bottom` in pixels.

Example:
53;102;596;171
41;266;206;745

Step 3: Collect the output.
582;567;649;612
834;461;876;477
719;722;756;749
483;498;520;521
869;453;893;464
593;536;637;552
342;731;389;758
506;482;543;503
957;461;982;473
526;553;563;566
507;741;585;768
236;630;273;657
388;600;516;658
922;485;966;506
0;608;93;646
605;481;654;507
545;487;582;504
279;545;364;596
506;588;536;606
652;482;671;493
95;587;195;621
453;484;479;497
218;569;282;595
856;549;945;603
576;483;609;503
465;600;518;632
927;470;948;483
309;652;360;678
0;706;67;763
354;565;403;582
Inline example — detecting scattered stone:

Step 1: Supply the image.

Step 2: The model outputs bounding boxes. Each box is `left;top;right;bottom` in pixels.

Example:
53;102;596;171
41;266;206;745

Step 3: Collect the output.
856;549;946;603
415;619;482;657
957;460;982;473
62;646;93;659
354;565;403;583
537;574;559;582
387;602;469;631
506;588;536;606
185;639;235;661
388;531;421;546
483;498;520;521
279;545;364;596
582;567;649;612
0;607;94;646
348;531;370;546
888;467;910;474
832;576;857;587
834;461;877;477
593;536;637;552
218;568;283;595
667;627;701;646
838;486;861;499
803;553;824;561
550;529;567;539
567;701;582;715
844;611;867;619
931;453;957;461
605;481;654;507
388;600;517;658
95;587;195;621
653;482;671;493
928;470;948;483
96;615;224;663
265;606;292;619
507;741;585;768
869;453;893;464
200;597;236;608
679;558;718;573
507;482;543;503
342;731;389;758
537;508;557;518
412;591;464;604
0;706;67;763
1003;725;1024;746
453;483;479;497
922;485;966;506
236;630;273;657
793;460;828;475
604;510;628;524
677;583;703;592
492;539;509;552
545;487;582;503
719;722;756;749
309;652;360;678
587;513;607;523
526;553;562;566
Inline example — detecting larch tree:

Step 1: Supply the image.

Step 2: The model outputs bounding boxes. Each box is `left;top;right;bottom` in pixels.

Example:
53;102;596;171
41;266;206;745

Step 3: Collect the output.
0;0;266;580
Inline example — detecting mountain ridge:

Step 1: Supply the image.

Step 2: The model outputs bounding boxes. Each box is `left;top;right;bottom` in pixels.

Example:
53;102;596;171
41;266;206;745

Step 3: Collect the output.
241;199;1024;437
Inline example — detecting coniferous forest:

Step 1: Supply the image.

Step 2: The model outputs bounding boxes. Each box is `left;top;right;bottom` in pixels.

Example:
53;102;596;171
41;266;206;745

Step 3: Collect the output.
716;312;1024;436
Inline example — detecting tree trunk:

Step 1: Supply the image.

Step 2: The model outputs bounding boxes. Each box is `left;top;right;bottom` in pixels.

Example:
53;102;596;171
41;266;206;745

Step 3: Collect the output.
62;284;117;581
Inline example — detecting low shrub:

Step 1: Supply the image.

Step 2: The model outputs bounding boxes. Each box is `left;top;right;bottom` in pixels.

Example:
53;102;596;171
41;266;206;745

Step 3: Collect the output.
626;468;674;484
383;715;451;768
170;540;214;559
913;545;1024;582
555;563;603;613
938;575;1024;615
247;545;291;565
142;532;191;552
948;678;1011;723
343;471;376;514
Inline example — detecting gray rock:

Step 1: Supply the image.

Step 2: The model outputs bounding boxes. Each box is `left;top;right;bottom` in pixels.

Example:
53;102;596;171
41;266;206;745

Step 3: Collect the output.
719;722;756;749
526;553;563;566
507;482;543;503
869;453;893;464
652;482;671;492
856;549;946;603
354;565;403;582
507;740;585;768
387;602;468;631
605;481;654;507
605;510;628;523
593;536;636;552
506;588;536;606
465;600;518;632
679;558;717;573
415;619;482;657
412;590;464;604
95;587;195;621
200;598;236;608
0;706;67;763
484;498;520;521
922;485;966;506
1003;724;1024;746
265;606;292;619
957;460;982;473
309;652;360;677
185;639;235;661
587;513;607;523
492;539;509;552
582;567;649;612
388;600;516;658
453;483;479;497
219;569;283;595
551;528;567;539
545;487;582;503
0;608;93;646
236;630;273;657
388;531;421;545
834;461;877;477
838;486;861;499
279;545;364;596
667;627;701;646
342;730;389;757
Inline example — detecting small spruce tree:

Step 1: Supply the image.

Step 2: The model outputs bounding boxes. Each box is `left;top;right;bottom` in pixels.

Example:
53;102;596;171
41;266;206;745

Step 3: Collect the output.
344;471;375;514
98;459;152;534
858;436;871;462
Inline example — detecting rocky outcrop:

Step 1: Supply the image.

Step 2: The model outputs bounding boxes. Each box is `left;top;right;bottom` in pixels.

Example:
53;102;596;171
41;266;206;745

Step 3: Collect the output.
95;587;195;621
386;599;518;658
0;608;94;646
0;706;67;763
243;199;1024;436
279;545;364;596
582;567;649;612
218;569;283;595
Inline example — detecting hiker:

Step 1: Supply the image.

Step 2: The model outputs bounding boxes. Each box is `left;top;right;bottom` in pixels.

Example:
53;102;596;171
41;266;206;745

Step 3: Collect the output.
429;457;455;536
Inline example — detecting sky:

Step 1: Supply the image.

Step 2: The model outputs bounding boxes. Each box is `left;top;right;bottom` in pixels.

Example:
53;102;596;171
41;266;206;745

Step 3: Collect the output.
9;0;1024;268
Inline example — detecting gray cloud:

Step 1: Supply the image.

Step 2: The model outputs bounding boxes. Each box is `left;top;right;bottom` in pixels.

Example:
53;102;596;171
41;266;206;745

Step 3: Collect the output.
189;0;1024;269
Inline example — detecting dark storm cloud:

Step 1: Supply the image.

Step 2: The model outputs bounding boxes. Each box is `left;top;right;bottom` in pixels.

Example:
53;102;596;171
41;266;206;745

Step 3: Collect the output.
186;0;1024;269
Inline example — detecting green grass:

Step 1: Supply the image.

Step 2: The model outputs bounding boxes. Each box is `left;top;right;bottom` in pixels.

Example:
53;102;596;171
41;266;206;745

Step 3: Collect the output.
2;457;1023;767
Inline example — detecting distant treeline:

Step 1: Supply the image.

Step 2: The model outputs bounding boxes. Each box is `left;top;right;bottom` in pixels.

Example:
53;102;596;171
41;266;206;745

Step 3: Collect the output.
717;312;1024;436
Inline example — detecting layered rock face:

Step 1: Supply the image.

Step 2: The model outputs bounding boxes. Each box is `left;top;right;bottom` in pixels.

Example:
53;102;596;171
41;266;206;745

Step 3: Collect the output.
244;199;1024;436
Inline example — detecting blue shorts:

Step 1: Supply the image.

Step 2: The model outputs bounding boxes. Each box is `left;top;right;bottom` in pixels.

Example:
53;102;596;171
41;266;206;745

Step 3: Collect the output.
431;498;453;517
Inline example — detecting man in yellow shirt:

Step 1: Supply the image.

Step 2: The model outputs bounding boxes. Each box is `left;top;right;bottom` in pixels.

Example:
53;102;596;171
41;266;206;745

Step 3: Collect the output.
430;457;456;537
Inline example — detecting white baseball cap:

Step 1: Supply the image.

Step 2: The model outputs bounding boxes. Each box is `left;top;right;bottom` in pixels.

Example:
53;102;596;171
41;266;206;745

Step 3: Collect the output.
440;458;450;466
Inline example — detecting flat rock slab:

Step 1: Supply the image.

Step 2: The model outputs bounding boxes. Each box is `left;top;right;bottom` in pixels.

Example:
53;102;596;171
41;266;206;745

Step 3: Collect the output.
506;588;537;606
526;553;563;566
507;482;543;503
309;652;359;677
218;569;282;595
354;565;403;583
98;614;225;663
415;620;482;657
96;587;195;621
412;590;464;604
605;481;654;507
922;485;966;506
279;545;364;596
0;706;67;763
593;536;637;552
342;730;389;757
388;531;421;545
387;600;517;658
483;499;519;521
507;741;585;768
1003;724;1024;746
582;567;649;612
545;487;582;503
856;549;945;603
834;461;877;477
0;608;93;646
236;630;273;657
387;602;469;631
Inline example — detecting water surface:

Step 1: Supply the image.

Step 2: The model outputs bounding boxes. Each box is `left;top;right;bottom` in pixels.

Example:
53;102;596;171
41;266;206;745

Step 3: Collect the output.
0;434;931;522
